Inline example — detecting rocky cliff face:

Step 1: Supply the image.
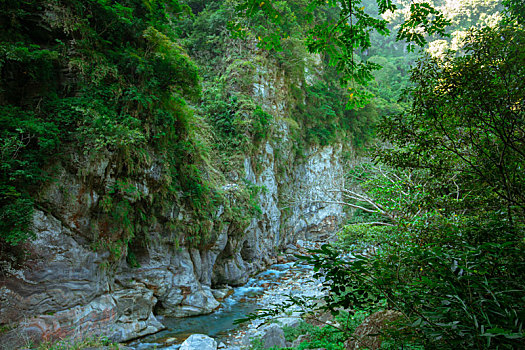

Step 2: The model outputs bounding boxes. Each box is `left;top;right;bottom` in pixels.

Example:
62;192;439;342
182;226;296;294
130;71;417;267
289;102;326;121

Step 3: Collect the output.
0;73;346;349
0;2;355;347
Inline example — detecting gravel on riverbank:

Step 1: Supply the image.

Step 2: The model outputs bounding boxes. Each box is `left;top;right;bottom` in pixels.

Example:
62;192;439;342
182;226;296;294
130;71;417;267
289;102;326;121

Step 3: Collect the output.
221;241;327;349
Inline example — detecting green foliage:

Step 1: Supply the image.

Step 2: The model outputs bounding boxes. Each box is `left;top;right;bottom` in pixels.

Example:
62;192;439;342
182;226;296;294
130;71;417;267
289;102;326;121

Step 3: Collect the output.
222;180;264;236
281;312;369;349
503;0;525;24
378;24;525;218
301;213;525;348
183;0;378;153
0;0;510;275
336;223;394;250
126;250;141;268
235;0;452;108
0;196;34;246
143;26;201;98
287;322;347;350
202;86;249;150
289;65;378;149
34;334;118;350
396;1;450;51
181;1;233;69
0;0;220;259
0;105;60;251
296;81;342;146
243;310;369;350
298;18;525;350
251;105;273;144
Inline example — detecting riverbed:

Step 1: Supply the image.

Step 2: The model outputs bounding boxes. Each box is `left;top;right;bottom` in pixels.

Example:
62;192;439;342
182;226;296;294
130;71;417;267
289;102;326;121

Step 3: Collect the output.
129;243;323;349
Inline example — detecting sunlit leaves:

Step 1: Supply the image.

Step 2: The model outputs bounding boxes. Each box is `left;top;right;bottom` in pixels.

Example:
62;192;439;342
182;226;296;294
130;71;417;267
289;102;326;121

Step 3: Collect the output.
379;25;525;216
234;0;450;109
397;2;451;52
376;0;396;15
503;0;525;24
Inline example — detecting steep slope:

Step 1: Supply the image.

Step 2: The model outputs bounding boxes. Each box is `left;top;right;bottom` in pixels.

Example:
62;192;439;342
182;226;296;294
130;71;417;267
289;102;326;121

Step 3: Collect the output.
0;0;358;347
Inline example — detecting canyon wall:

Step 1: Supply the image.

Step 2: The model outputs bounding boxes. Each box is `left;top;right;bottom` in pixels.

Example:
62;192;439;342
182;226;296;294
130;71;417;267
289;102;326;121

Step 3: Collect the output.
0;55;347;349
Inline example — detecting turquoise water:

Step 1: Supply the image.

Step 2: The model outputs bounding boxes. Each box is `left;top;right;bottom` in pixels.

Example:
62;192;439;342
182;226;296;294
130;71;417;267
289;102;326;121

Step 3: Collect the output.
130;262;308;349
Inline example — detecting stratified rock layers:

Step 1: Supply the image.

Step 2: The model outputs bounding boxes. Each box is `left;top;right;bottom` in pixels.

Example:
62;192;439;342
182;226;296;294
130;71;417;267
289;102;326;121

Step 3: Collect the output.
0;36;346;348
0;139;344;348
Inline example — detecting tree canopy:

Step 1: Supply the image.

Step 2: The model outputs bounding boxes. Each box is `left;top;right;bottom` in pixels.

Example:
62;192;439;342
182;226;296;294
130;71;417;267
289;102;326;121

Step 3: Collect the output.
234;0;451;107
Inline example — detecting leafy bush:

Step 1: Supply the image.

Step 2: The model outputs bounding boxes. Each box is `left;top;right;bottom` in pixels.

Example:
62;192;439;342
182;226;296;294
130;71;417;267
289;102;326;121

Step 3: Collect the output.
302;214;525;348
35;334;118;350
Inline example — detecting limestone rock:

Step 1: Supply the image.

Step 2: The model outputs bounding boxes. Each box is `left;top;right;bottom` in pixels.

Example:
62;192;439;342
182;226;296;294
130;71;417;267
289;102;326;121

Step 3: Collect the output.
0;64;347;346
211;288;232;300
277;317;302;328
0;289;164;349
180;334;217;350
212;253;251;286
261;324;286;349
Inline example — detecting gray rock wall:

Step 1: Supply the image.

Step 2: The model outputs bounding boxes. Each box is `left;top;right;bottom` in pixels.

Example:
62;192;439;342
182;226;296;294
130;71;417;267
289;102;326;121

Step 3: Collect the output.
0;52;346;348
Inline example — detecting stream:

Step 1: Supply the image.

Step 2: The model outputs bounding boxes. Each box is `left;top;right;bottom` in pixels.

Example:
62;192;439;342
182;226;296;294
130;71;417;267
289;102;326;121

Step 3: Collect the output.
129;258;318;350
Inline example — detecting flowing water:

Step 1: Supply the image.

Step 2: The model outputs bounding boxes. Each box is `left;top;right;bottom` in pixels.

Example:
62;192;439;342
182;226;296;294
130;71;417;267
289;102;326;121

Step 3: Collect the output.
130;262;311;349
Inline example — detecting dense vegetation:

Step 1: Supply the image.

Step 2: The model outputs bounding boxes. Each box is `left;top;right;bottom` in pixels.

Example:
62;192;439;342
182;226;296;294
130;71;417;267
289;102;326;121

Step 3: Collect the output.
0;0;213;260
1;0;523;348
0;0;373;263
0;0;265;261
236;0;525;348
306;25;525;345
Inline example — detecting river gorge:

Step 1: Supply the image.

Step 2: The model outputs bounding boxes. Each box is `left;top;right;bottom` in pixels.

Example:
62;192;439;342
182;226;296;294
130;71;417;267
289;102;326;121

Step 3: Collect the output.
0;3;350;348
131;246;322;350
0;139;346;349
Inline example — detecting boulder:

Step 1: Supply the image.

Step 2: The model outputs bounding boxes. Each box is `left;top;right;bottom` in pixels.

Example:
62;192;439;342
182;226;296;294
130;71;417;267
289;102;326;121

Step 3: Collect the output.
292;334;310;348
211;287;232;301
285;243;298;252
261;324;286;349
276;317;302;328
180;334;217;350
304;309;334;327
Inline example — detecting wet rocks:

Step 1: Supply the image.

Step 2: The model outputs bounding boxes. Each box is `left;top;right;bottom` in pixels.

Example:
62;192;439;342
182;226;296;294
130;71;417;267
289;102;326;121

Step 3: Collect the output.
0;127;345;348
227;255;324;349
212;287;233;301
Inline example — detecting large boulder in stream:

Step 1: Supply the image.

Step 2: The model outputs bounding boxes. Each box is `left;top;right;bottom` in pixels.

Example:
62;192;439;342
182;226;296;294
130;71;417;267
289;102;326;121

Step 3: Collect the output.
180;334;217;350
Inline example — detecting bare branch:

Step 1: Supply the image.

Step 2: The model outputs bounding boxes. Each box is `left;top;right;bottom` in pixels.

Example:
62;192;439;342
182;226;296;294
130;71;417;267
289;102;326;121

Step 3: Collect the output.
346;222;395;227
